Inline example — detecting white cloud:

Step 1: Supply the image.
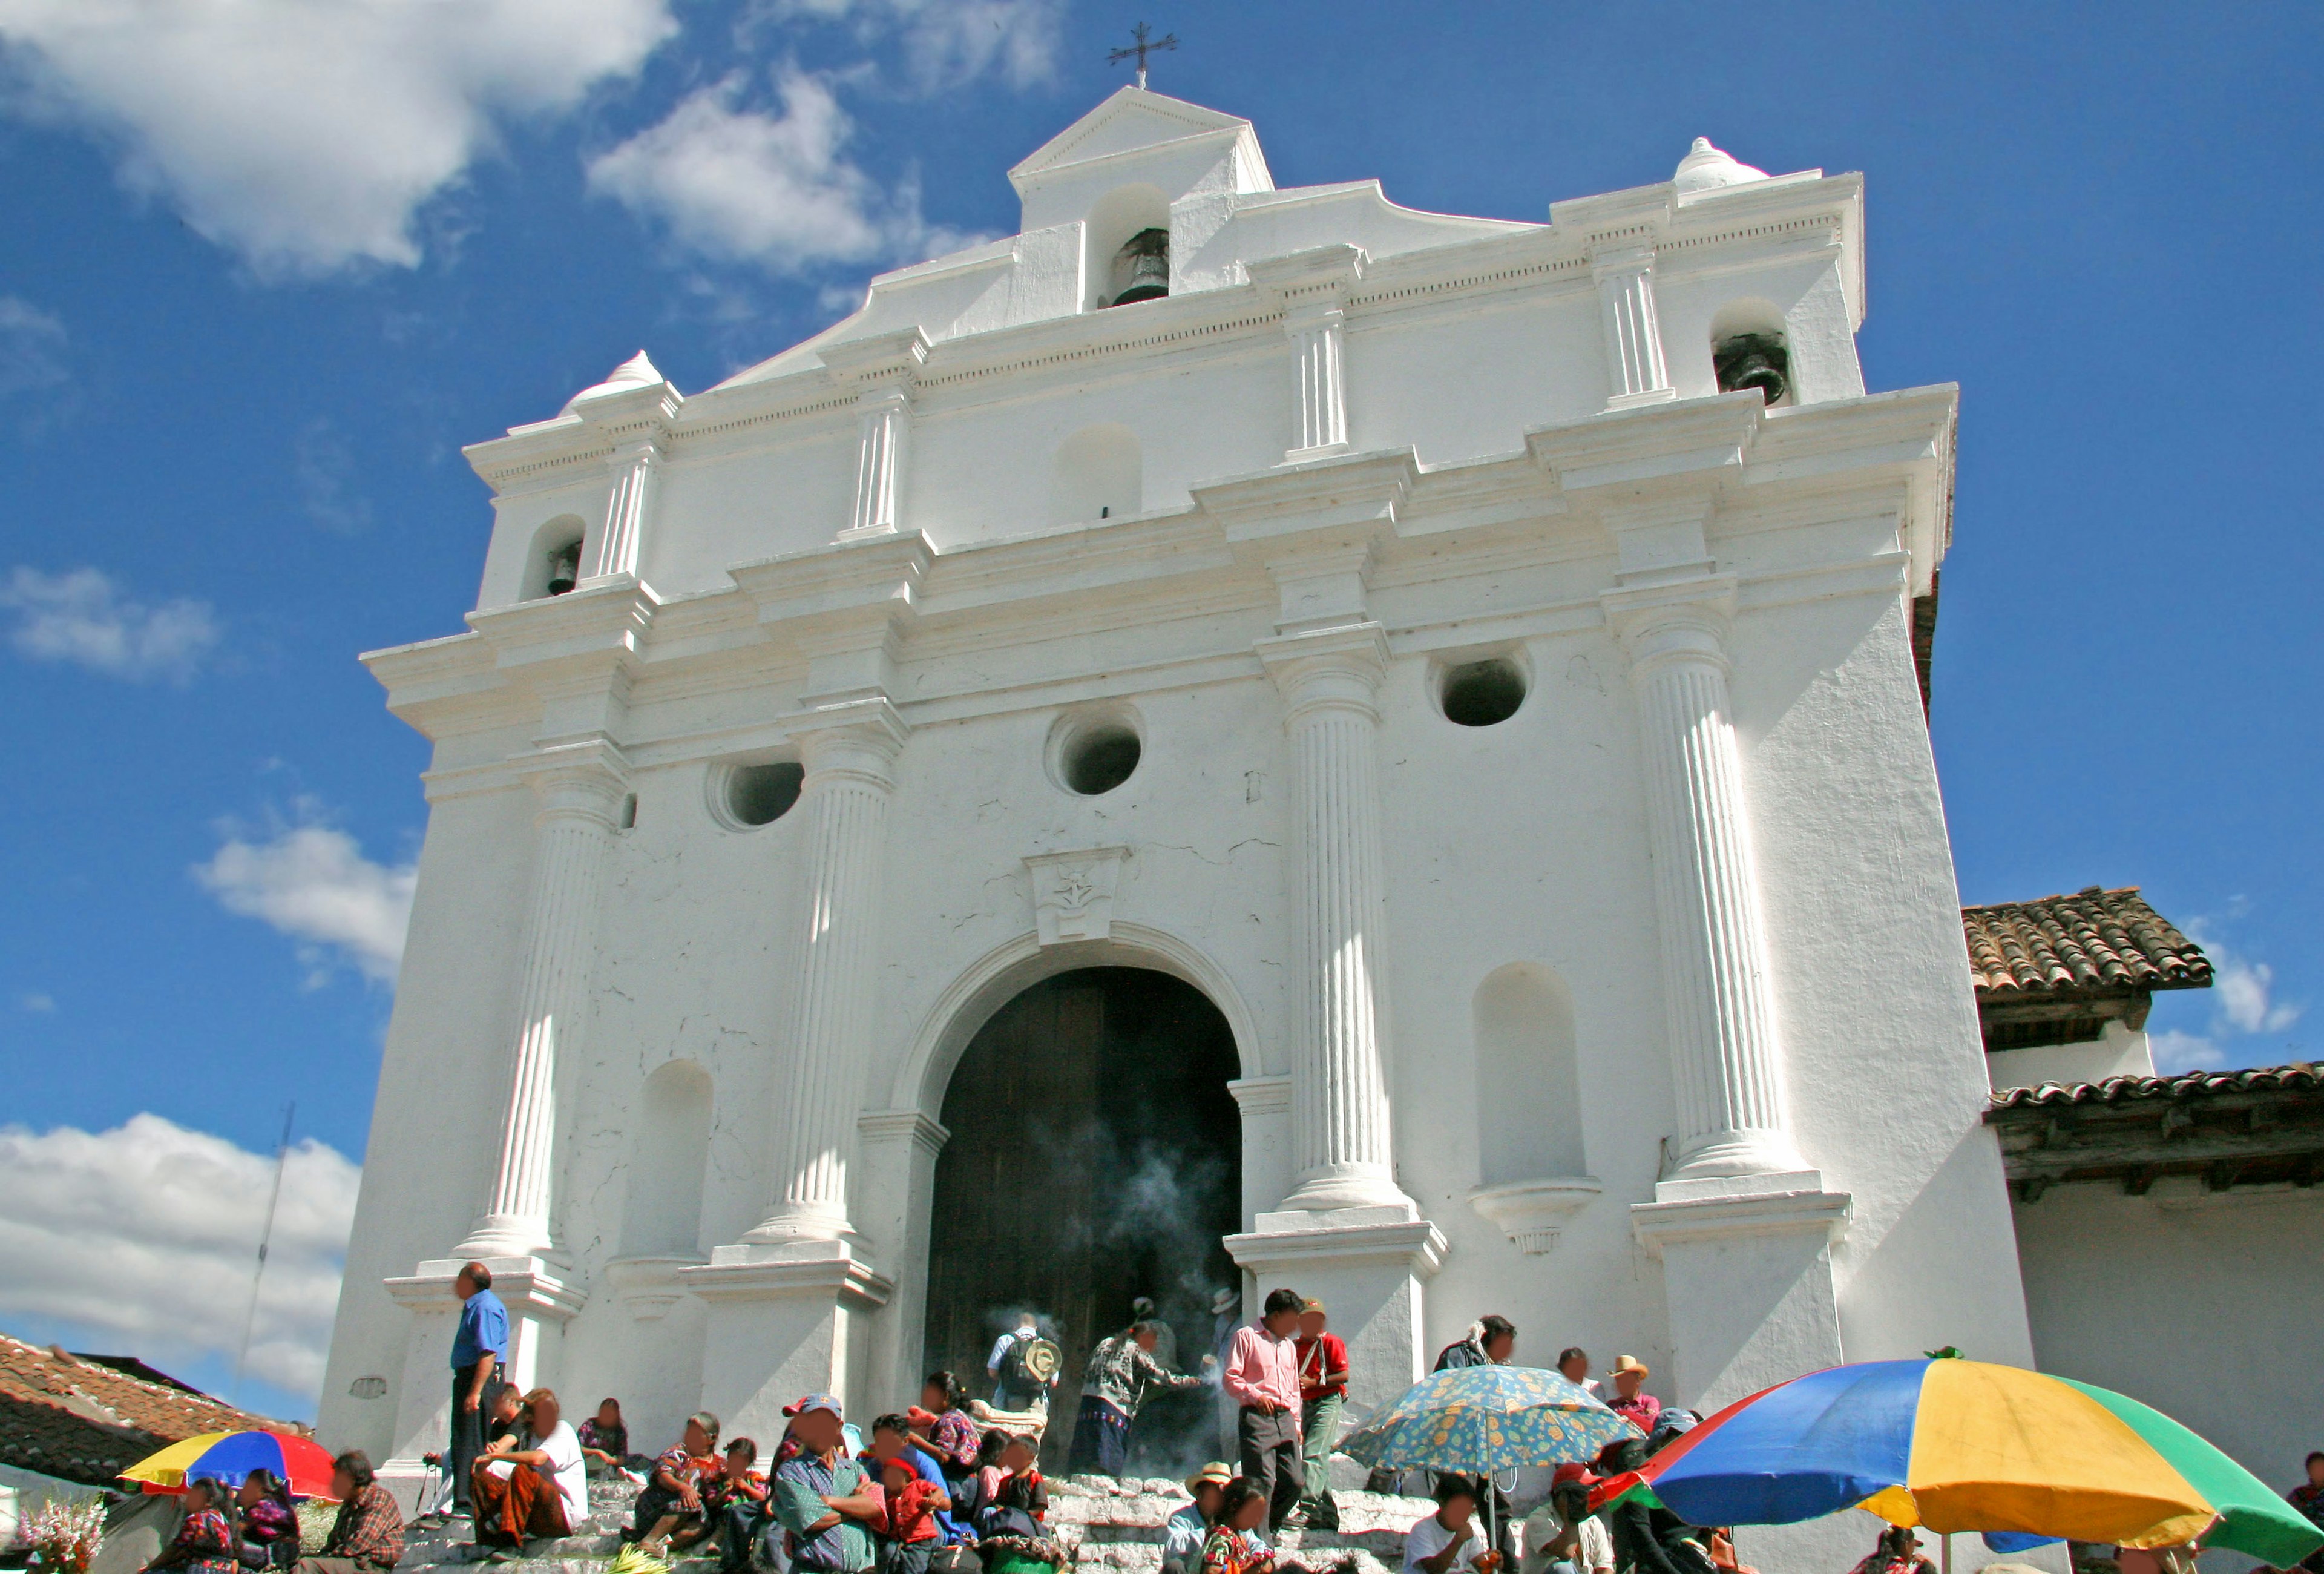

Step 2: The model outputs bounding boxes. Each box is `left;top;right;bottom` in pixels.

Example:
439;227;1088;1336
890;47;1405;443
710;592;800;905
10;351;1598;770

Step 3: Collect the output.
0;296;67;398
588;66;973;273
196;823;416;986
2216;954;2300;1035
766;0;1065;91
2148;916;2305;1074
0;0;679;276
2151;1027;2222;1076
295;419;373;535
0;565;218;682
18;990;54;1013
0;1114;360;1401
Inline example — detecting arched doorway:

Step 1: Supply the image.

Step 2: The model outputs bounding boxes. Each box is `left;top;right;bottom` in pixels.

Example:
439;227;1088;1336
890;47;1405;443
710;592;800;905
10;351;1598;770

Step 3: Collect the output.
923;967;1241;1470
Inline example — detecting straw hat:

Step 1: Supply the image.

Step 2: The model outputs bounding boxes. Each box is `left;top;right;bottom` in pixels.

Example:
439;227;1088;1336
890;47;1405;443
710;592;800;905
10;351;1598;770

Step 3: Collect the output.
1210;1288;1240;1314
1184;1461;1235;1494
1609;1355;1650;1379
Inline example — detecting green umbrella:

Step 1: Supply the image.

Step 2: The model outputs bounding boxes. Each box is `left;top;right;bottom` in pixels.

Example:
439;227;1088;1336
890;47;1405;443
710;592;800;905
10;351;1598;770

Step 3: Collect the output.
2056;1378;2322;1566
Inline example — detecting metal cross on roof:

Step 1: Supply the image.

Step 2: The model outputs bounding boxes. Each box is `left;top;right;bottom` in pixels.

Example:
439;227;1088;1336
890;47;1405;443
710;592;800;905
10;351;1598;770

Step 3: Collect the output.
1108;21;1178;91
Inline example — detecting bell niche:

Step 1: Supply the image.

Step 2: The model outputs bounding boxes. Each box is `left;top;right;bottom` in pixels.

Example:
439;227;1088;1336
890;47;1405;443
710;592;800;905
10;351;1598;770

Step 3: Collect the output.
1108;228;1171;306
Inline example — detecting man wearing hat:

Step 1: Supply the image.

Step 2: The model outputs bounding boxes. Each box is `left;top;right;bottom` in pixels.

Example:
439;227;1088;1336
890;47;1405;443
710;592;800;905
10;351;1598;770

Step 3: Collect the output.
1292;1299;1347;1532
772;1395;880;1574
1207;1288;1241;1459
1162;1463;1233;1574
1520;1465;1613;1574
1605;1358;1659;1434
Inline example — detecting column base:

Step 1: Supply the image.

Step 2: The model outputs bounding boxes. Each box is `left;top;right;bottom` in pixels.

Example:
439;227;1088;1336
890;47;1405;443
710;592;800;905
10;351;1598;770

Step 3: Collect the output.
683;1240;893;1443
1225;1214;1446;1417
1668;1127;1810;1182
377;1256;586;1515
1631;1171;1851;1415
448;1216;553;1262
1605;387;1679;410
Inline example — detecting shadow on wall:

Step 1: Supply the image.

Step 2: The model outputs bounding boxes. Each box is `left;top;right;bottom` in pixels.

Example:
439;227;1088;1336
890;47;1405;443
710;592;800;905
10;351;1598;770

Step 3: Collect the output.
620;1059;713;1259
1475;962;1587;1185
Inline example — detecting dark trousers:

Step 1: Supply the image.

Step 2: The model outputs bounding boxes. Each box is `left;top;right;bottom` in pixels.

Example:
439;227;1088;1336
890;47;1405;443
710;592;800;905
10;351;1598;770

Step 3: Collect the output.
1236;1406;1304;1532
715;1500;767;1573
447;1362;505;1511
883;1541;934;1574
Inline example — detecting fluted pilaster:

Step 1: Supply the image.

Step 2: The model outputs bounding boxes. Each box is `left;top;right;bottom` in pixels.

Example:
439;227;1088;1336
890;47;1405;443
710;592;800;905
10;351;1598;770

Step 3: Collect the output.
747;705;907;1243
1593;243;1675;408
592;440;661;580
845;389;911;537
456;753;627;1259
1288;304;1349;455
1260;625;1414;1216
1611;590;1802;1179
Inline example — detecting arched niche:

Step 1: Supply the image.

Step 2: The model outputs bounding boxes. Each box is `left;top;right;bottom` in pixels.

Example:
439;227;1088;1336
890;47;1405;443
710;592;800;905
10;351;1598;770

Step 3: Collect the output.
521;514;589;601
1082;183;1169;311
1709;297;1793;408
1048;424;1142;525
617;1059;713;1259
1474;962;1586;1185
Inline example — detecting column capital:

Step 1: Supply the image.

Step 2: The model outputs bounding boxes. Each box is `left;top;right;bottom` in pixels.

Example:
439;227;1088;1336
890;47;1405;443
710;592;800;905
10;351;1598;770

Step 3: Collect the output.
1249;243;1367;320
517;738;632;825
1256;622;1391;719
820;327;931;396
793;697;908;788
1587;238;1661;278
1601;575;1738;672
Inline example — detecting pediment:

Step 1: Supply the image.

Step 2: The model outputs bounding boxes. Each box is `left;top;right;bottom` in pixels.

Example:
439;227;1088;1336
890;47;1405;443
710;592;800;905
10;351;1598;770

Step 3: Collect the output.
1009;87;1256;186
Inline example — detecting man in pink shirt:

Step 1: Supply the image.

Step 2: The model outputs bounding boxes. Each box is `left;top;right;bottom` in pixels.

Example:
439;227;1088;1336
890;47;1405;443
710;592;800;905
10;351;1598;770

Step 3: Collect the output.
1223;1286;1307;1533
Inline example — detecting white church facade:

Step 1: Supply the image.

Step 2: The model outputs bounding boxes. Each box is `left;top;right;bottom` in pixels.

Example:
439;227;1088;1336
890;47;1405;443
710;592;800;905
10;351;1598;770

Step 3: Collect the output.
321;87;2035;1506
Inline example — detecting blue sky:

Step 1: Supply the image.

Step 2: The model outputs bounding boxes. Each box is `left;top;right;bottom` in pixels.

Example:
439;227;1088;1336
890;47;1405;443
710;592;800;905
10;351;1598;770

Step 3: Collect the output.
0;1;2316;1416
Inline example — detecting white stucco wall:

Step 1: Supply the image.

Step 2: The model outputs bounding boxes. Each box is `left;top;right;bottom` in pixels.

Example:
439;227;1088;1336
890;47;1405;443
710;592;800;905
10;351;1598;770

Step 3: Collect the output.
2012;1180;2324;1545
320;88;2023;1468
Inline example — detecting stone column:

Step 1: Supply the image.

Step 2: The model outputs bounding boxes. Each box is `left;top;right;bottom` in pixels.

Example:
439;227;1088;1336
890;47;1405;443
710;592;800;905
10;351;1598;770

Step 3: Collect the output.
1250;246;1365;462
1605;581;1804;1182
820;329;931;540
1287;302;1348;455
744;703;908;1243
591;438;661;580
845;387;911;537
454;749;627;1260
1592;243;1676;409
1258;625;1414;1217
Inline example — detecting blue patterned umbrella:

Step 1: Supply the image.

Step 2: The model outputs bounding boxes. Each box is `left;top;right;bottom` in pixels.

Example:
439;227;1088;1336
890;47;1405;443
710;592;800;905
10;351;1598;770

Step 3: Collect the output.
1339;1365;1641;1474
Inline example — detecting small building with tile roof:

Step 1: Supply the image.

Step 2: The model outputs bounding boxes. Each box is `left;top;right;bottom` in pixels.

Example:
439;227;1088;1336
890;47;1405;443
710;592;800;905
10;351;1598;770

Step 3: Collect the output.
1963;885;2214;1092
0;1332;295;1489
1956;894;2324;1536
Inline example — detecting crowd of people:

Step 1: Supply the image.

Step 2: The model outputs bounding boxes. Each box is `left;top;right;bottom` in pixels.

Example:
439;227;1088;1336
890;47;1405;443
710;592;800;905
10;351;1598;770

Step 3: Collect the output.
128;1261;2324;1574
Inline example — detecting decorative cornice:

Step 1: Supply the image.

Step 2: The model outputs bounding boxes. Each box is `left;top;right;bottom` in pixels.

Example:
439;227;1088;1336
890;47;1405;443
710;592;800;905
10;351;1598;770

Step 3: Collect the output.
858;1108;951;1157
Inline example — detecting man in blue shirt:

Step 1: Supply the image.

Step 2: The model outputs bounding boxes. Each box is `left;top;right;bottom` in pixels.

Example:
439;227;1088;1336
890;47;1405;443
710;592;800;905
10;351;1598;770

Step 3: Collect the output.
447;1261;509;1518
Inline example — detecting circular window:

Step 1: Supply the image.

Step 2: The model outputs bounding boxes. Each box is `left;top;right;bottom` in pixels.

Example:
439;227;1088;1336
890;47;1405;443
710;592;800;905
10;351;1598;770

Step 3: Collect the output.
1049;708;1144;797
1439;656;1528;727
720;761;804;828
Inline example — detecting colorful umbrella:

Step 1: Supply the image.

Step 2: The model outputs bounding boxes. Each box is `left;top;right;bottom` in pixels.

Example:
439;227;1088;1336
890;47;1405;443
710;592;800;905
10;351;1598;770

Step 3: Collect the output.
1589;1359;2322;1565
121;1431;340;1499
1338;1364;1640;1474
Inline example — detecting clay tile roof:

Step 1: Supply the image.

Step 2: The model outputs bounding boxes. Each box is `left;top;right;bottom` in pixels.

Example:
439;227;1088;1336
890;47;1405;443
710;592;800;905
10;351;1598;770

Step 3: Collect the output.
1988;1062;2323;1111
1961;886;2212;1001
0;1331;297;1487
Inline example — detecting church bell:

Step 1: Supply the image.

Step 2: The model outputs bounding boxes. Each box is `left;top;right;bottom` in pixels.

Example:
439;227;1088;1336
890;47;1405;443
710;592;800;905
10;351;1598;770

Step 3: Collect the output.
1109;228;1171;306
1714;332;1790;406
547;541;581;597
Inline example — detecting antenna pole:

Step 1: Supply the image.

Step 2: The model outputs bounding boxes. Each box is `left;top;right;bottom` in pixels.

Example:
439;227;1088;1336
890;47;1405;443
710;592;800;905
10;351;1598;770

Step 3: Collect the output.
234;1102;295;1401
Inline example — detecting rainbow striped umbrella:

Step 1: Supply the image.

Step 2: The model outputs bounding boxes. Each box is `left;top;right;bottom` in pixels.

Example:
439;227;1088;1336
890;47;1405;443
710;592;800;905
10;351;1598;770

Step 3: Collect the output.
1589;1360;2321;1566
121;1431;338;1499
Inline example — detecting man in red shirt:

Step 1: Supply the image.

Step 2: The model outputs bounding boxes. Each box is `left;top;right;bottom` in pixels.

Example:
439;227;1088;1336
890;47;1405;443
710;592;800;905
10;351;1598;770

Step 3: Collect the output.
1292;1299;1348;1531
